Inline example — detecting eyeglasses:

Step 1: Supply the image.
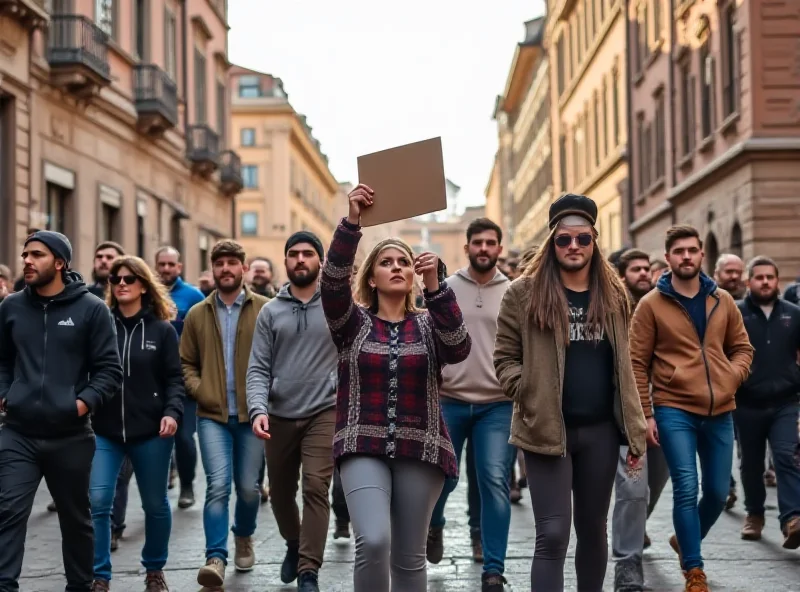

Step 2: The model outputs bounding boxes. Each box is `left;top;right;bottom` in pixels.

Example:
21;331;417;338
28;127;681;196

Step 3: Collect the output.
554;233;593;248
109;274;138;286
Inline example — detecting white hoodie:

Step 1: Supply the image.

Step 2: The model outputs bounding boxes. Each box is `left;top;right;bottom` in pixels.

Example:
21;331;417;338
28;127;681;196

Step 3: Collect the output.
440;268;510;404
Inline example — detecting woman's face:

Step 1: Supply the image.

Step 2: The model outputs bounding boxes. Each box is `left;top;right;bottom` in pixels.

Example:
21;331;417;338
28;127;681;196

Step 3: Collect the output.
370;247;414;298
110;265;146;306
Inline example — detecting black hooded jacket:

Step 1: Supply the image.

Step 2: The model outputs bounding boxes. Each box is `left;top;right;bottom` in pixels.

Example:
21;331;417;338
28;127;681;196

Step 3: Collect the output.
736;295;800;407
0;271;123;438
92;307;184;443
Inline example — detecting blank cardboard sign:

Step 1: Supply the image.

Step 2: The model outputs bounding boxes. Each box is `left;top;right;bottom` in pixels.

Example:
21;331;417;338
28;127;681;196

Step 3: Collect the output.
356;137;447;227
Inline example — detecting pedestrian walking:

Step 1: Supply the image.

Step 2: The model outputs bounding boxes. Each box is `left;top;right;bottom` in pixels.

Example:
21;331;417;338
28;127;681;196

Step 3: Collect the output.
426;217;513;592
493;194;647;592
0;230;123;592
610;249;670;592
89;256;184;592
155;246;205;507
734;256;800;546
320;183;471;592
247;231;338;592
630;225;753;592
180;240;269;589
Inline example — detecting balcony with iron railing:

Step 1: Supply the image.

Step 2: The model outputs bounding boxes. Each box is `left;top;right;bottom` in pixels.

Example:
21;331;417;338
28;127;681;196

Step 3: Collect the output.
187;124;220;177
133;64;178;136
46;14;110;95
219;150;243;196
0;0;49;29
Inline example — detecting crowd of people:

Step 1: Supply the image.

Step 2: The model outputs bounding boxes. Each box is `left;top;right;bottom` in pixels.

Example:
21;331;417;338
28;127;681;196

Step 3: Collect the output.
0;186;798;592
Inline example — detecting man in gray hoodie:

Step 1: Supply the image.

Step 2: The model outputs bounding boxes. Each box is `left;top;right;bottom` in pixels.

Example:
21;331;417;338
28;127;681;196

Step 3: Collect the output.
246;231;337;592
426;218;512;592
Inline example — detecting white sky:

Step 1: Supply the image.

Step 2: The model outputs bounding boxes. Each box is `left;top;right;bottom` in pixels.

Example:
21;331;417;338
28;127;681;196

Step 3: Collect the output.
228;0;546;208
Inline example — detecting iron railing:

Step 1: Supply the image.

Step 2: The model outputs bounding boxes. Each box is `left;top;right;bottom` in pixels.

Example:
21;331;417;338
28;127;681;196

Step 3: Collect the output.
46;14;110;80
134;64;178;127
187;124;220;165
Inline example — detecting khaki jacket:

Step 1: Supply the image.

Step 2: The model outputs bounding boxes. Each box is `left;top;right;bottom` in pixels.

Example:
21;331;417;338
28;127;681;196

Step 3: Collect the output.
179;287;269;423
493;277;647;458
630;281;753;418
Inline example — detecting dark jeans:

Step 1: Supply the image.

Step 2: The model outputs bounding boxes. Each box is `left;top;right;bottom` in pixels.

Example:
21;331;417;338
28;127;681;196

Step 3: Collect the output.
174;398;197;489
111;457;134;535
332;466;350;524
0;427;96;591
466;438;480;538
734;402;800;529
523;421;619;592
655;406;734;571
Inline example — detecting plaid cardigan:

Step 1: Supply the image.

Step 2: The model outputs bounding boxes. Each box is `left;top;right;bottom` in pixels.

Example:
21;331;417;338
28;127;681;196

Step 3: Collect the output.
320;219;471;478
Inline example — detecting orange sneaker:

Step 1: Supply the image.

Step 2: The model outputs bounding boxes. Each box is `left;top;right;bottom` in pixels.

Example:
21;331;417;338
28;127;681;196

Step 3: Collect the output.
684;567;709;591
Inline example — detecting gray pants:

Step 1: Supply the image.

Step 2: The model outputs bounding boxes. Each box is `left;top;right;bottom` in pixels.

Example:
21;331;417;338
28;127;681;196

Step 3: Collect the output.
340;455;445;592
611;445;670;587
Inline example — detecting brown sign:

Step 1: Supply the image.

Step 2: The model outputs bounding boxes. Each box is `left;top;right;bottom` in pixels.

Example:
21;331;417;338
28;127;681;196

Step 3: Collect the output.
356;137;447;227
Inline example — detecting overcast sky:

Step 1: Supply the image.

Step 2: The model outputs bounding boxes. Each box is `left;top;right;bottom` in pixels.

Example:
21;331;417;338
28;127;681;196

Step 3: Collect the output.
228;0;546;208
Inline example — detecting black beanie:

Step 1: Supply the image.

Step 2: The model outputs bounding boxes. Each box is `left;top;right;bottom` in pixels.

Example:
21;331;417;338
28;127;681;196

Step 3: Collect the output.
284;231;324;260
25;230;73;267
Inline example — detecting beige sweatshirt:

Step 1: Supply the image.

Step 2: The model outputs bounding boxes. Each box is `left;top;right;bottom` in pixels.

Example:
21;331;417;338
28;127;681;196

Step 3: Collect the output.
440;268;510;404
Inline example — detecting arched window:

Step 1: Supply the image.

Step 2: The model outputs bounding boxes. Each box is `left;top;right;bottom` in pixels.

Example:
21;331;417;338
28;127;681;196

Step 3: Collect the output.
705;232;719;274
730;222;743;258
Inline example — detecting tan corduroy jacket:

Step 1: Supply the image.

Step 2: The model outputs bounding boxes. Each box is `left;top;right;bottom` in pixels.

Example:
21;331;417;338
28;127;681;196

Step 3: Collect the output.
493;277;647;458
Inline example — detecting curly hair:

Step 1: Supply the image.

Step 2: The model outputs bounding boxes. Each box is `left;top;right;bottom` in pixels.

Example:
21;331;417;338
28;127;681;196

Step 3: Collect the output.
106;256;174;321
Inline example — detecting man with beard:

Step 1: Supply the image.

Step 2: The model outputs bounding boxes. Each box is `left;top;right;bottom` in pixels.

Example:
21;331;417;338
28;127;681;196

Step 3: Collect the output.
630;225;753;592
426;218;513;592
154;246;205;508
247;231;336;592
180;240;268;589
248;257;278;298
734;256;800;547
611;249;671;592
0;230;122;591
88;242;125;298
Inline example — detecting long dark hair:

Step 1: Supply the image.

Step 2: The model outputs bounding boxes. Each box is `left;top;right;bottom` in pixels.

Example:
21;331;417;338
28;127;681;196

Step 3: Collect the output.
523;226;629;341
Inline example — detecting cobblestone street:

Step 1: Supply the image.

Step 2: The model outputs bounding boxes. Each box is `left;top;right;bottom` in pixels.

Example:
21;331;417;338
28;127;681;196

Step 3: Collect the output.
20;461;800;591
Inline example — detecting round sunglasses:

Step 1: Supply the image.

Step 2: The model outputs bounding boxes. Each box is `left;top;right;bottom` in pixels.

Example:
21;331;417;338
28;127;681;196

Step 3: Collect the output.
109;274;139;286
554;233;593;248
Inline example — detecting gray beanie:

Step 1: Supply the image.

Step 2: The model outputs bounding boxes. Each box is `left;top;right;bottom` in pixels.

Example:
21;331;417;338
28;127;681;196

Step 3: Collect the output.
25;230;73;267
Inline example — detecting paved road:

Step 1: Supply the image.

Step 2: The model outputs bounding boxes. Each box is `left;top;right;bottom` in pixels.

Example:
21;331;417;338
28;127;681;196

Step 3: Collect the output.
20;459;800;591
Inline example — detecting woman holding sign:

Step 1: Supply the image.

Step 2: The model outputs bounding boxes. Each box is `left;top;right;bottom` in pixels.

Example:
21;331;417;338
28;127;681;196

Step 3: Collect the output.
320;183;471;591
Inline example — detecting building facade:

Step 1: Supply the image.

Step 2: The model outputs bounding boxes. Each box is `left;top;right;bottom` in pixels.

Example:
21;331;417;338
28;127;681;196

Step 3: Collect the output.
547;0;628;253
628;0;800;282
0;0;241;282
494;17;552;250
229;65;339;282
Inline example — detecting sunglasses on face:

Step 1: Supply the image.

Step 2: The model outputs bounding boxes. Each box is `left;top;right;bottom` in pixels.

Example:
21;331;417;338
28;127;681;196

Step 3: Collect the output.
109;274;138;286
554;233;593;248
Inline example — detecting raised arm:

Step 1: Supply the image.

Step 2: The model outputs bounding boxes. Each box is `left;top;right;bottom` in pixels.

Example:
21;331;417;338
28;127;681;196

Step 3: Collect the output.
629;300;657;418
320;218;364;348
493;287;523;400
425;284;471;365
79;303;123;412
246;306;274;421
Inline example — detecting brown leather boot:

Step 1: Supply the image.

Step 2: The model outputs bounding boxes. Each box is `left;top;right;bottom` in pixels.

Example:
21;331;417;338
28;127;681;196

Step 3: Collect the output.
684;567;709;591
741;514;764;541
783;516;800;549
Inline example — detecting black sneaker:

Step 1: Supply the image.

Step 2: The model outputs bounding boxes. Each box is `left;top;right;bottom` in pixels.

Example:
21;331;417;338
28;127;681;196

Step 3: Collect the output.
613;559;644;592
426;526;443;564
481;572;506;592
281;541;300;584
178;486;195;509
333;520;350;540
297;571;319;592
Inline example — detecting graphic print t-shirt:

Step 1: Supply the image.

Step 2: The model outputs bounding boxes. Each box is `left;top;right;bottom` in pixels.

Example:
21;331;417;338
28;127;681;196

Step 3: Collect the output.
561;288;615;427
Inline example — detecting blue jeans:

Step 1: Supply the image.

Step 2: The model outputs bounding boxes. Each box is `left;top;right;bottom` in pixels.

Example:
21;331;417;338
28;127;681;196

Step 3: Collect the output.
655;406;734;570
174;398;197;489
197;417;264;562
430;400;514;575
90;435;174;581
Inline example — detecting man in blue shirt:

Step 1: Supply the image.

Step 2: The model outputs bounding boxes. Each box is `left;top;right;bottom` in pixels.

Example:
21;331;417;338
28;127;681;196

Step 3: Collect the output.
155;246;205;508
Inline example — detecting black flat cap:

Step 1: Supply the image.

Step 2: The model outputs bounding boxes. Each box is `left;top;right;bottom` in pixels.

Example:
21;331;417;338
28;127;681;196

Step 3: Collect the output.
548;193;598;229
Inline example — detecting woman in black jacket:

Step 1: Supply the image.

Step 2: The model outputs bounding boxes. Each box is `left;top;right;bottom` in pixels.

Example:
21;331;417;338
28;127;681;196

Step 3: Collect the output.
89;256;184;592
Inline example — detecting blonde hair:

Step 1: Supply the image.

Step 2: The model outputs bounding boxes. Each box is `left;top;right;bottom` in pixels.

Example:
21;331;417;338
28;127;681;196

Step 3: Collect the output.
106;256;174;321
354;238;420;314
